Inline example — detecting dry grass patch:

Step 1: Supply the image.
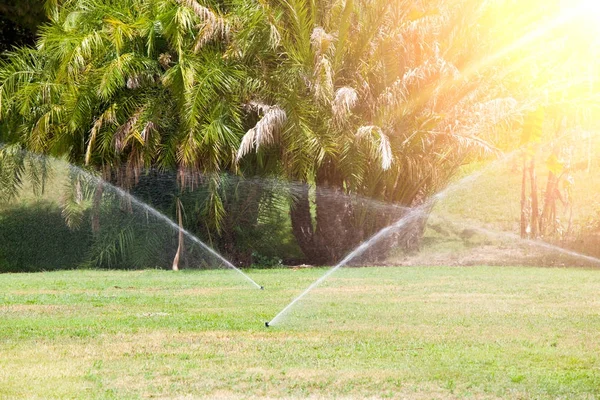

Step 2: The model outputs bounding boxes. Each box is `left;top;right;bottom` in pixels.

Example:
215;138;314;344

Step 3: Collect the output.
1;267;599;399
0;304;79;315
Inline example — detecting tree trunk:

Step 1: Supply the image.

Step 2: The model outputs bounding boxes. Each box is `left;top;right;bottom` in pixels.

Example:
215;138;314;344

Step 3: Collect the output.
520;155;528;238
290;183;328;264
289;161;357;265
172;198;183;271
540;171;558;236
290;161;433;265
314;162;355;263
290;162;356;265
290;162;427;265
529;156;539;238
91;183;104;234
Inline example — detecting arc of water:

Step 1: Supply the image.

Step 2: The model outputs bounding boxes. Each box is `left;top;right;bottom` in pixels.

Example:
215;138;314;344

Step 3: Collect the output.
511;237;600;266
266;209;426;327
433;215;600;267
69;166;264;289
0;143;263;289
265;153;520;326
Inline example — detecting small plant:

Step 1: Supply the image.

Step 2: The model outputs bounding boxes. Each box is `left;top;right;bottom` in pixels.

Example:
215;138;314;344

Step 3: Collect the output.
251;251;283;269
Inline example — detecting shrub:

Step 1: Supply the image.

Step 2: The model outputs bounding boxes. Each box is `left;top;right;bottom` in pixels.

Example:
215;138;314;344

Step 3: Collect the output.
0;201;92;272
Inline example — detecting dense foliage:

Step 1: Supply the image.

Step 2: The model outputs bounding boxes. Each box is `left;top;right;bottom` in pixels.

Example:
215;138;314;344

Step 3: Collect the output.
0;201;91;272
0;0;598;267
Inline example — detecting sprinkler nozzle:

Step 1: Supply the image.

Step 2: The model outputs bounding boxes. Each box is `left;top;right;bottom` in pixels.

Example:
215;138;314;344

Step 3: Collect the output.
265;321;270;328
260;286;265;290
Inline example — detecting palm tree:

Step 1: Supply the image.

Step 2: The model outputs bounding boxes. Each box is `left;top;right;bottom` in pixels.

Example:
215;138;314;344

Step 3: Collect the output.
0;0;524;265
3;0;592;266
1;0;249;225
0;0;263;266
234;0;523;263
2;0;246;172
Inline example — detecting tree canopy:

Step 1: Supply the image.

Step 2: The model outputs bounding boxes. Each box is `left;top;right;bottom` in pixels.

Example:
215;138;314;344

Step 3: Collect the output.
0;0;598;265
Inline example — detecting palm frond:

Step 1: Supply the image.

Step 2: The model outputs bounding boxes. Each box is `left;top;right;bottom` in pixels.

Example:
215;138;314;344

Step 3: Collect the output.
0;146;27;203
356;125;393;170
332;86;358;125
310;27;335;56
237;102;287;161
114;108;143;152
313;56;334;103
86;105;117;165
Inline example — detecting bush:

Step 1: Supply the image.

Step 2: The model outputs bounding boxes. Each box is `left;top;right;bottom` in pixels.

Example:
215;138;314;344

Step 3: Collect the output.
0;201;92;272
569;204;600;259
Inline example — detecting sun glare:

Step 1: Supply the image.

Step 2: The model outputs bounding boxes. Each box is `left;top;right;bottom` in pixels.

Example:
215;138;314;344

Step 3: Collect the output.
565;0;600;29
578;0;600;15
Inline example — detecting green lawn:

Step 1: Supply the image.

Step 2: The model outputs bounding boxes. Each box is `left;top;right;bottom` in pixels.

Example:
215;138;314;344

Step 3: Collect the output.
1;267;599;399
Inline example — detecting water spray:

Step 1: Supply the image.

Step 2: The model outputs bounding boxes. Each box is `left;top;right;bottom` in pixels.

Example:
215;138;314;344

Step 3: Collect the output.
87;172;265;290
0;147;265;290
264;152;522;327
264;134;600;327
438;217;600;267
265;209;426;327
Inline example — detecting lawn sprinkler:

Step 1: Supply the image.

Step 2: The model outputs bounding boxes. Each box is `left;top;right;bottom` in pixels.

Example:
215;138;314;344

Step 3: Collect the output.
265;321;270;328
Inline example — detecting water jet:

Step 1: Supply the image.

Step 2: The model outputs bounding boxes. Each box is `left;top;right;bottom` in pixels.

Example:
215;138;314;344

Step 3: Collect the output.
264;152;523;327
0;146;264;289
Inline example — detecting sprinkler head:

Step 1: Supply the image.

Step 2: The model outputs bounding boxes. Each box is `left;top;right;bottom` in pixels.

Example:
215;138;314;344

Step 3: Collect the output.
265;321;270;328
260;286;265;290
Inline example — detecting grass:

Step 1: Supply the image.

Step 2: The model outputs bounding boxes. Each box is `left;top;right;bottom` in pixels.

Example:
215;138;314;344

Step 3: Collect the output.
1;267;599;399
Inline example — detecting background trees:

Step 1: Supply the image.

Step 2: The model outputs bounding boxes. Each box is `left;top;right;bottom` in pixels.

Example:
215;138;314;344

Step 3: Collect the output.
0;0;255;264
234;0;522;263
0;0;47;53
0;0;598;267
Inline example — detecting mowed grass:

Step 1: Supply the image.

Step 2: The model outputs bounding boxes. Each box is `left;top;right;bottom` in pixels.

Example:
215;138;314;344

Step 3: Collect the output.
1;267;599;399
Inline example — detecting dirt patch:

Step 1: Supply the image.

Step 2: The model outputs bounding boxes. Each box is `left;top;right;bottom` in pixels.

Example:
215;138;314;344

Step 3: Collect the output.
177;287;240;296
391;244;600;268
9;289;83;295
0;304;77;315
